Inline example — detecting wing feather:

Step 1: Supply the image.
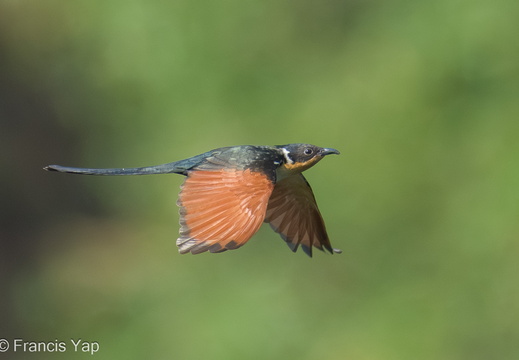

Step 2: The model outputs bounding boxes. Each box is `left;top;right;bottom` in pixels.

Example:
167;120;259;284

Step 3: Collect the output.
177;169;274;254
265;174;336;257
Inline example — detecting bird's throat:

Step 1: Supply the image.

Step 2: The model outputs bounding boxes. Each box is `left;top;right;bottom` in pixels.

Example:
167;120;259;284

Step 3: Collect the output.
275;156;322;181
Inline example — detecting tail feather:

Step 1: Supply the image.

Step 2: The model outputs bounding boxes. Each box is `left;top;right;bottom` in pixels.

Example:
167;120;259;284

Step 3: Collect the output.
43;162;183;176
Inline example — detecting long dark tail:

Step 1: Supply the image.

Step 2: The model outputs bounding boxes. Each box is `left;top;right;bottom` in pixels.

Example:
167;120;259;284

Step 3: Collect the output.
44;162;183;176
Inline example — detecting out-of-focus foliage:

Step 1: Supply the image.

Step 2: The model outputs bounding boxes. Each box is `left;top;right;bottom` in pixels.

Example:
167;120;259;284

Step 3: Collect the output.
1;0;518;359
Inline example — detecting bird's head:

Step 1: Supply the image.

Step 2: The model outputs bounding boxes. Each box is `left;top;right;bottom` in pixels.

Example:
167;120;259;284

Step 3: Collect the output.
276;144;340;174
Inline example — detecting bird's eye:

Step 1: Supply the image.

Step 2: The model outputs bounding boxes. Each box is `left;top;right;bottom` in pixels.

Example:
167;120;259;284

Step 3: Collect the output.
304;148;313;155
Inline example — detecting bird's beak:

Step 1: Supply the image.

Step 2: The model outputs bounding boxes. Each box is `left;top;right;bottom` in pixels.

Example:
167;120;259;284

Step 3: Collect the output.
321;148;340;156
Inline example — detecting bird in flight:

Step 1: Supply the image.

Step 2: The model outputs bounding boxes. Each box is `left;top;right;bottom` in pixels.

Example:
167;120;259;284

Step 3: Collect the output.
45;144;341;257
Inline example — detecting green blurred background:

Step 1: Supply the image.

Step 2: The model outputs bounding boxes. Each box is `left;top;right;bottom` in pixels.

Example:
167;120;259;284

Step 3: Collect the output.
1;0;518;359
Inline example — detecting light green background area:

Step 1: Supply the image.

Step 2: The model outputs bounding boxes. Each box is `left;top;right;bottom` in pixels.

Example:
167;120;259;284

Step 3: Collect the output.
1;0;518;359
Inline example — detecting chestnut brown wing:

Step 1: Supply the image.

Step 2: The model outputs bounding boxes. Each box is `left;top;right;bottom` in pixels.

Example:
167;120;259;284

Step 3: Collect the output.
265;174;335;256
177;169;274;254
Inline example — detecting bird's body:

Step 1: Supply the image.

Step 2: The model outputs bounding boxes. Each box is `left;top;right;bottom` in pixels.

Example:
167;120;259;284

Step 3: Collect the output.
45;144;341;257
